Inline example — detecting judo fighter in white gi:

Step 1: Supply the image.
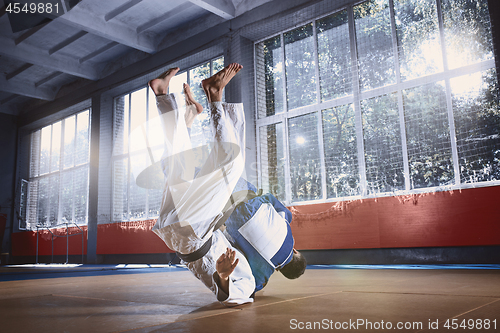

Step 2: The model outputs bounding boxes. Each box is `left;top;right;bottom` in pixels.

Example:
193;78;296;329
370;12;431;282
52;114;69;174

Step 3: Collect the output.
148;63;306;306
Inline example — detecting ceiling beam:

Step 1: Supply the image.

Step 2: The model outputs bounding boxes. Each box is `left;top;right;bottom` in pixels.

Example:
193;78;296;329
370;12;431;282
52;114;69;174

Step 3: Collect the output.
0;75;58;100
188;0;235;19
136;3;195;34
0;35;100;80
0;94;20;105
56;4;156;53
15;22;50;45
48;30;87;55
0;105;18;115
35;72;63;87
105;0;143;22
6;64;33;80
79;42;118;63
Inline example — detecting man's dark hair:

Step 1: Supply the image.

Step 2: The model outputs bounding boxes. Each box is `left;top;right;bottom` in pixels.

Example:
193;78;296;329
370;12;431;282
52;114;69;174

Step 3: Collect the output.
278;251;307;279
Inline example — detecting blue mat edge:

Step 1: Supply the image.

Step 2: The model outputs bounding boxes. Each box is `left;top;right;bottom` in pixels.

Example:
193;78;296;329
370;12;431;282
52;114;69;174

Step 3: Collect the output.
1;264;499;282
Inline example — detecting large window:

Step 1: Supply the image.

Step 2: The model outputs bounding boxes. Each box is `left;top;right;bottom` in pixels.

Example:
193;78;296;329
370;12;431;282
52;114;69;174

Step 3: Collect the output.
26;110;91;229
256;0;499;204
112;57;224;222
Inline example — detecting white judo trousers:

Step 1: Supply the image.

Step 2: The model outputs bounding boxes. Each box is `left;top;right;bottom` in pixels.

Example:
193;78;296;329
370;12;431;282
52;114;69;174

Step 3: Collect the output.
151;92;255;305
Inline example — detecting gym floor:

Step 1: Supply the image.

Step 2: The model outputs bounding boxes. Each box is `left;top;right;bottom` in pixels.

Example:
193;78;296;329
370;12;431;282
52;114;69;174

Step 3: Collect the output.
1;264;499;332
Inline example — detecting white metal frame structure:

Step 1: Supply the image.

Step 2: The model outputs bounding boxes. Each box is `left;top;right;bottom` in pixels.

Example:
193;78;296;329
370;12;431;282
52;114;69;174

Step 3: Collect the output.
255;0;499;206
25;109;91;229
111;56;225;222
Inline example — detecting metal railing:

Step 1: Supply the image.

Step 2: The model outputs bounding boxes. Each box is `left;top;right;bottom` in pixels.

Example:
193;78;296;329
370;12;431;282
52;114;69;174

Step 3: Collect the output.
35;222;84;264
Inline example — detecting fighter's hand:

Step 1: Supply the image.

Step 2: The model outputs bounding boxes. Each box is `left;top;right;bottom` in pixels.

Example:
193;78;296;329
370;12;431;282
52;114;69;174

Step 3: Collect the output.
216;248;239;280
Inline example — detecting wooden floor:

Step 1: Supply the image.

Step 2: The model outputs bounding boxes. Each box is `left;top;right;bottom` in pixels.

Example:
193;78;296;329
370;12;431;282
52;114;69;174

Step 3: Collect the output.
0;264;499;332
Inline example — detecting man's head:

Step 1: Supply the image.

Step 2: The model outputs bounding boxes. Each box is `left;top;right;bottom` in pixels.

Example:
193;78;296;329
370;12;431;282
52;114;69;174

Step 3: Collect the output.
278;249;306;279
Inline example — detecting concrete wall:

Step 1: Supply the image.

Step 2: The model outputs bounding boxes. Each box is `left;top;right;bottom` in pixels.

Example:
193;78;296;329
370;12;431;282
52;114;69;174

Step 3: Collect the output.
0;113;18;263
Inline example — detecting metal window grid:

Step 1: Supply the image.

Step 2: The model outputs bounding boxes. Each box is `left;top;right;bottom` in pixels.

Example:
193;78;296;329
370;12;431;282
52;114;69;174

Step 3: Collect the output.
26;110;91;229
254;0;499;206
111;56;224;222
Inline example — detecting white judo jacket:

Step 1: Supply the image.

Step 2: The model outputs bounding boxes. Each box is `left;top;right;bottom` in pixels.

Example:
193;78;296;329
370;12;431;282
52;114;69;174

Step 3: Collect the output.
151;93;256;306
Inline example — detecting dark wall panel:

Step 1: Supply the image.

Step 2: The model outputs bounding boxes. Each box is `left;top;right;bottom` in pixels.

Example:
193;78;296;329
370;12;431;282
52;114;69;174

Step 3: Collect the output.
0;113;18;257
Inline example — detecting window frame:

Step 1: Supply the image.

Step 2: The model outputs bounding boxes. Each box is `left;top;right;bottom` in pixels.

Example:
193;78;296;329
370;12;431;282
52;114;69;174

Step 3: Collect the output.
111;56;225;222
25;108;92;230
254;0;500;206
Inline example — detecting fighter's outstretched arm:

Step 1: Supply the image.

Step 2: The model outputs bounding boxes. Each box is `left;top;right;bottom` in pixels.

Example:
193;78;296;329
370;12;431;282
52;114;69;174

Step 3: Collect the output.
201;233;255;306
215;247;239;295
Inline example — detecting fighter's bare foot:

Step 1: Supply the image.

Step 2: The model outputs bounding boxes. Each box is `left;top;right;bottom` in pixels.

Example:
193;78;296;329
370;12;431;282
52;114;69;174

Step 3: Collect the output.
148;67;180;96
184;83;203;128
201;63;243;103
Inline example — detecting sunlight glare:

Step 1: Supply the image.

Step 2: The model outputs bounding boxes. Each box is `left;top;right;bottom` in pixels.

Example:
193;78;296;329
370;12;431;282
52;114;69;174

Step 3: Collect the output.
450;72;483;98
169;71;187;94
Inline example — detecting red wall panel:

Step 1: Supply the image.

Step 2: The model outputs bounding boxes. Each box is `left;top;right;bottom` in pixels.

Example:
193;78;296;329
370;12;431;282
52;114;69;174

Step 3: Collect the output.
11;186;500;257
290;186;500;250
12;220;172;256
12;226;87;256
96;220;172;254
